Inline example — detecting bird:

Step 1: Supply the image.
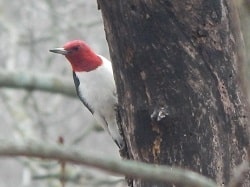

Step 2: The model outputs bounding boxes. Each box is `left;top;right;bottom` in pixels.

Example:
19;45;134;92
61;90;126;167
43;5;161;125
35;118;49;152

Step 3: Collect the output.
49;40;124;149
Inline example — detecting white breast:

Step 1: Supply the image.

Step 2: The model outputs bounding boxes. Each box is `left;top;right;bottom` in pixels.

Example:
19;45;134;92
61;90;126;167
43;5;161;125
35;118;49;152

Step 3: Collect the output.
75;55;124;148
75;55;117;114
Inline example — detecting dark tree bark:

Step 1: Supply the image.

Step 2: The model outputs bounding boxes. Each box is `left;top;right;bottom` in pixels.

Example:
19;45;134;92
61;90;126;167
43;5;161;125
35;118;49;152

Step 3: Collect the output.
98;0;250;186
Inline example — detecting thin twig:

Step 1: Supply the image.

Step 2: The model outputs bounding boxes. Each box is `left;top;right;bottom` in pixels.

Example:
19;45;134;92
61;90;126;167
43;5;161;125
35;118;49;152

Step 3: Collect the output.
70;123;103;145
58;136;66;187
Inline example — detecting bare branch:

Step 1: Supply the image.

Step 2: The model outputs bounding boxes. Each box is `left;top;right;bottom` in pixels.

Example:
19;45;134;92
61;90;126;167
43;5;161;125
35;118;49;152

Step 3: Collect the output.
0;69;76;98
0;140;217;187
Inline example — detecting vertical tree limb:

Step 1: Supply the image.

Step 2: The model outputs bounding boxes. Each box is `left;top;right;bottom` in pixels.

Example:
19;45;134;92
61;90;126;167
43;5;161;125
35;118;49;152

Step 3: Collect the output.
98;0;250;186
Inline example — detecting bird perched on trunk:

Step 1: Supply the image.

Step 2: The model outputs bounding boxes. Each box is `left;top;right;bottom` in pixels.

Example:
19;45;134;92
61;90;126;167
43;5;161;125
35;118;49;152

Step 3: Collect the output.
49;40;124;149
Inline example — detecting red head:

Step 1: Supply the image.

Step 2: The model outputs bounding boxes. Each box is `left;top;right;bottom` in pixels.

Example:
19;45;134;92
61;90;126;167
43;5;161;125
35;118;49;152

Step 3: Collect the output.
50;40;102;72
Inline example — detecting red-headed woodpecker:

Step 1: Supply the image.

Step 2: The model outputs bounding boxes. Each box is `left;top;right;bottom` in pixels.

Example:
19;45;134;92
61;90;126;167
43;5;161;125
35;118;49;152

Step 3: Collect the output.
50;40;124;149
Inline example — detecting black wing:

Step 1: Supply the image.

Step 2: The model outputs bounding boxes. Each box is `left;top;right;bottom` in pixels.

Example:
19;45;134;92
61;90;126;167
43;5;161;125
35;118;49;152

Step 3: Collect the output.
73;71;94;114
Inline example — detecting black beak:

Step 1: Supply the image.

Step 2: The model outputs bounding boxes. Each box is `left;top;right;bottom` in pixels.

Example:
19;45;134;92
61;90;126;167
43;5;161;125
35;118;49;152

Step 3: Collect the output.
49;48;69;55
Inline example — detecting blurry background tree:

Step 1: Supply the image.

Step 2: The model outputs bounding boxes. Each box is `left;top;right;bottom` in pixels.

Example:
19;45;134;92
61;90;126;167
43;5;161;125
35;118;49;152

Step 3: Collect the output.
0;1;125;187
0;0;250;187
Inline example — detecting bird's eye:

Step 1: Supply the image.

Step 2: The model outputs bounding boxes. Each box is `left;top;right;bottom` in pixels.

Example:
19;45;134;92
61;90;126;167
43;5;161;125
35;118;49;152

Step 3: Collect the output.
72;46;79;51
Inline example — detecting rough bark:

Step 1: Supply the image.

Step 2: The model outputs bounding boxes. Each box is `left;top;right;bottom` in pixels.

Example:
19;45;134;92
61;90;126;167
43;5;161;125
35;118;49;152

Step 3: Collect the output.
98;0;250;186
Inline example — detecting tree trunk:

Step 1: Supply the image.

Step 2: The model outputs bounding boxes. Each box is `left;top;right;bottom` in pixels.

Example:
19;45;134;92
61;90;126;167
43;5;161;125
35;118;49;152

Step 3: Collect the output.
98;0;250;186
